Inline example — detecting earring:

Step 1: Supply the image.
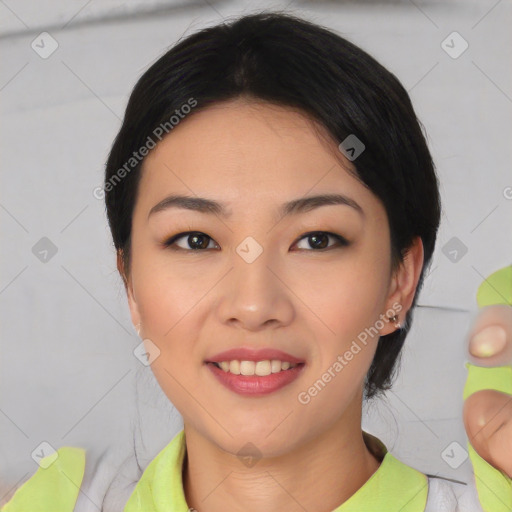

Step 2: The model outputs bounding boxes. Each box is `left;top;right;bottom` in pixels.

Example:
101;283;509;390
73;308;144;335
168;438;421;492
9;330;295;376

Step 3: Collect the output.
135;323;141;337
387;315;402;330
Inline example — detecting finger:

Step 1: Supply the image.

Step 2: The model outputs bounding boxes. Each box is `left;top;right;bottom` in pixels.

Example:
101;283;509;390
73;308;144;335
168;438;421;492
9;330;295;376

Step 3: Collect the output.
463;389;512;478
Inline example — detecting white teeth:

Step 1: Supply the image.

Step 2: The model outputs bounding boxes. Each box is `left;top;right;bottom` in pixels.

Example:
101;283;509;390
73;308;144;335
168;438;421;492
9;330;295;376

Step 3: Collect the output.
240;361;256;375
229;361;240;374
251;361;272;377
218;361;231;373
216;360;298;376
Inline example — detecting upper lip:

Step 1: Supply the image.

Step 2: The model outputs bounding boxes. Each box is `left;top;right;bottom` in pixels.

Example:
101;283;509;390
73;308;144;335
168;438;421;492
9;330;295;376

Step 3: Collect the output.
205;348;305;364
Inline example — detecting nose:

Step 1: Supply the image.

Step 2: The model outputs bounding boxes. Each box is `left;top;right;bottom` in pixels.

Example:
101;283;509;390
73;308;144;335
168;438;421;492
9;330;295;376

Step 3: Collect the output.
216;250;295;332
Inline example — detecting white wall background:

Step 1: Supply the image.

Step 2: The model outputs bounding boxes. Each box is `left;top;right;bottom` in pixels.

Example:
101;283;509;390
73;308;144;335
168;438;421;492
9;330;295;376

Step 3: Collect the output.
1;0;511;508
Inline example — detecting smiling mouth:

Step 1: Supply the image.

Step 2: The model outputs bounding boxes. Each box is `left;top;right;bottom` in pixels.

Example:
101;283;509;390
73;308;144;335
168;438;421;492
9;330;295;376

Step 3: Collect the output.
207;360;306;376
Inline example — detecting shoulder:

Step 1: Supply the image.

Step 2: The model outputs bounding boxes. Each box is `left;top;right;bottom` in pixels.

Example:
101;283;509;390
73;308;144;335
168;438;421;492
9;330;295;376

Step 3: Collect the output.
363;431;487;512
1;446;85;512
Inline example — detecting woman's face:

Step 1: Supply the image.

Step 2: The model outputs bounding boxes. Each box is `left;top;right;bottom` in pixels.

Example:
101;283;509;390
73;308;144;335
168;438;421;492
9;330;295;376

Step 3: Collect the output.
122;98;417;456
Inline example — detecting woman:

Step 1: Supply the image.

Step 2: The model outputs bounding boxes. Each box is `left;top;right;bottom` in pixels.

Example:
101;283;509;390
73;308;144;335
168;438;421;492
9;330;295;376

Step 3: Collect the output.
2;10;511;512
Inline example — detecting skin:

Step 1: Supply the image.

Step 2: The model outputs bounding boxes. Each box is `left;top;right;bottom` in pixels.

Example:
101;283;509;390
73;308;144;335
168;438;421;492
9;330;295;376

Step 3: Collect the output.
115;97;510;511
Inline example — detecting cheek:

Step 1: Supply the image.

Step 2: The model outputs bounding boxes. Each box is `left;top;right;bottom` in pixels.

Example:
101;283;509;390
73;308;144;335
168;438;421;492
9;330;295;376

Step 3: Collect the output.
133;255;206;338
298;242;390;395
300;251;389;342
133;261;208;410
132;257;213;382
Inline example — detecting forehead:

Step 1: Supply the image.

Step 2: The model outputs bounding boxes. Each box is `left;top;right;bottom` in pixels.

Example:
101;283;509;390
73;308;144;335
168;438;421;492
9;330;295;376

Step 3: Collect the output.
135;99;378;219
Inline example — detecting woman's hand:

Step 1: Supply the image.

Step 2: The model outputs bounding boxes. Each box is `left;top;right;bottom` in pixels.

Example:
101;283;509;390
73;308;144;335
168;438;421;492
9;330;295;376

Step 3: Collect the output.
463;304;512;478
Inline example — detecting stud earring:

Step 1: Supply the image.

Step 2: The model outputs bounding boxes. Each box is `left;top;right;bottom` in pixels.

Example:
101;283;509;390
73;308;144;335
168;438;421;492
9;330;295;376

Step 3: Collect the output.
387;315;402;330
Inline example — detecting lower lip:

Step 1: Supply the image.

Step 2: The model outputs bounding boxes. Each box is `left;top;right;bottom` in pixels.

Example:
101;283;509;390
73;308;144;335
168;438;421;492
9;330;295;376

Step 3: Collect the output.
205;362;306;396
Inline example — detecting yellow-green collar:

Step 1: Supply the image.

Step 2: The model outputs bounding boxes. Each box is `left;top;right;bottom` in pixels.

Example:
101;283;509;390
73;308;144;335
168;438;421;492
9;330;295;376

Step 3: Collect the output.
124;429;428;512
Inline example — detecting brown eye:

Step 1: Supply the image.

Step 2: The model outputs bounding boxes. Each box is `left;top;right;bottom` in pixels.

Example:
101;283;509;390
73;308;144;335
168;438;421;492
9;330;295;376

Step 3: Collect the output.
294;231;349;251
164;231;218;251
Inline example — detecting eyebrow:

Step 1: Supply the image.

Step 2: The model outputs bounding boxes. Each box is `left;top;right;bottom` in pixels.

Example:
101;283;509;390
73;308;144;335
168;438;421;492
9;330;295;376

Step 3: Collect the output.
148;193;364;220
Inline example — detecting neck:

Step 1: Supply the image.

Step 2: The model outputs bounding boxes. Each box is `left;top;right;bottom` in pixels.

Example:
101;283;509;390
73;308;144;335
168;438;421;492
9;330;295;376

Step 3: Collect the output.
182;414;381;512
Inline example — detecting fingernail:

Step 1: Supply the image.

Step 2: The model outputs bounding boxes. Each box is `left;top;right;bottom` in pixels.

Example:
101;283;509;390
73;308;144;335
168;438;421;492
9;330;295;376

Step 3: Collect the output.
469;325;507;358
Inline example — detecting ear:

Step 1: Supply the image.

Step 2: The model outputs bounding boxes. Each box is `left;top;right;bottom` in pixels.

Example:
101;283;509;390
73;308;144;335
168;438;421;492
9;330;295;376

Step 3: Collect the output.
379;236;424;336
117;251;141;330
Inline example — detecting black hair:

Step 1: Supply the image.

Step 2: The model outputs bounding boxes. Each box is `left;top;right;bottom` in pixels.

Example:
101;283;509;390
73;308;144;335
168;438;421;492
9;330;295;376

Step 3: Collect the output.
104;10;441;401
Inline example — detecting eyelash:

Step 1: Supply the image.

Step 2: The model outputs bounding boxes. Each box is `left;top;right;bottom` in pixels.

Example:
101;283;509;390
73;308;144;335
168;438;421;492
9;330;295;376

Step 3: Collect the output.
161;230;349;252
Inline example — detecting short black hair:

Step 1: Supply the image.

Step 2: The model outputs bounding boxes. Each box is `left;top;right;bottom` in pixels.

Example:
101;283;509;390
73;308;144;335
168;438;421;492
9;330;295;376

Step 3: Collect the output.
104;10;441;401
